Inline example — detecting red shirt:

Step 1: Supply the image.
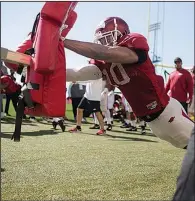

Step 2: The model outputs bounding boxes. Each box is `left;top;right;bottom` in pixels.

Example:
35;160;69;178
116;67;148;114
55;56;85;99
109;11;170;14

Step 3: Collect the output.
90;33;169;117
157;75;165;93
1;75;21;94
192;73;195;87
165;68;193;102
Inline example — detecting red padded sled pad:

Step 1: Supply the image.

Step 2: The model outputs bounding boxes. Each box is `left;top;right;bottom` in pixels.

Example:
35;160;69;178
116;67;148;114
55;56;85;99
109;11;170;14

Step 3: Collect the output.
25;2;78;117
34;2;78;74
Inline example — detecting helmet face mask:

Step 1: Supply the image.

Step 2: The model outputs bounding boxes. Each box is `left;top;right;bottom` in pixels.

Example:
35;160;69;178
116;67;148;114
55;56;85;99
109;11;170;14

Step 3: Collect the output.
94;30;122;46
94;17;129;46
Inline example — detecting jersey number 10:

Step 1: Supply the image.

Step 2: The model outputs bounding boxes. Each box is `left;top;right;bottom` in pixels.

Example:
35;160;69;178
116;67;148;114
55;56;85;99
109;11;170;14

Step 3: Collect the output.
102;63;130;86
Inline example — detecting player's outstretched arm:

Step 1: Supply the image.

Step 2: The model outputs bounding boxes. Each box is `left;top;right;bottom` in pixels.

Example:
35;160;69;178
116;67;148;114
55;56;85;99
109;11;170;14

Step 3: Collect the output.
64;39;138;64
66;64;102;82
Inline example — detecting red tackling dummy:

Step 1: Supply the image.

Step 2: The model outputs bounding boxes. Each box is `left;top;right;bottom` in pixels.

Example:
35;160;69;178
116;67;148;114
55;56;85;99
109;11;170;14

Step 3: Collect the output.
34;2;77;74
5;2;78;117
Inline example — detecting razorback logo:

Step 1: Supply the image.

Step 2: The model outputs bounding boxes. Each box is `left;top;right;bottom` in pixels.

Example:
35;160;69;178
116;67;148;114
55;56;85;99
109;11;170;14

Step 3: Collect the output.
168;116;175;123
146;101;157;110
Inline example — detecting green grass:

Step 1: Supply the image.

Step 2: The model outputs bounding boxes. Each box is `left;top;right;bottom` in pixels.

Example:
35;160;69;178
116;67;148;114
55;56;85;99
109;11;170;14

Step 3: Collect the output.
1;101;185;200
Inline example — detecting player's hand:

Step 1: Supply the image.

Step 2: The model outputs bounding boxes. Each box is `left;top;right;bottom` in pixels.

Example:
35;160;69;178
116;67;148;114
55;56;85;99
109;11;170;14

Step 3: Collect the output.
61;10;77;40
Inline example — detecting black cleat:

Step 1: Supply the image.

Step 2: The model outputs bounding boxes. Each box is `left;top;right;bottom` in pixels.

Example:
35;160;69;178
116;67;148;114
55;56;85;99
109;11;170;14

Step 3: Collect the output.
141;126;146;135
52;121;58;130
120;123;131;128
106;124;112;131
141;130;146;135
58;120;66;132
89;124;100;129
126;126;137;132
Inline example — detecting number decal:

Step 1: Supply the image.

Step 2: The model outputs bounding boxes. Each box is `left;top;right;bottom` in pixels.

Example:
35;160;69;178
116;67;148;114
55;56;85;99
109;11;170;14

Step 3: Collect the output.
102;68;112;85
102;63;130;86
110;63;130;85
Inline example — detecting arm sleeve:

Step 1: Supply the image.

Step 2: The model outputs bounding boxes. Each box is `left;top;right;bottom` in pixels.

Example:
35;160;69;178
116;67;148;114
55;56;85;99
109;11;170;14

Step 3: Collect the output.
133;49;147;64
66;64;102;82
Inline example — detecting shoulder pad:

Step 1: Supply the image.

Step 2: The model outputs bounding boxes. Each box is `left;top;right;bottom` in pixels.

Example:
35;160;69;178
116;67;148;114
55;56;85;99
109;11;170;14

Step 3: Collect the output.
118;33;149;51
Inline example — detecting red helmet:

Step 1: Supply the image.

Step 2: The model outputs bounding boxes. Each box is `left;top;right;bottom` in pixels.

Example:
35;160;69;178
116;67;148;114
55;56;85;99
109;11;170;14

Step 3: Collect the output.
94;17;130;46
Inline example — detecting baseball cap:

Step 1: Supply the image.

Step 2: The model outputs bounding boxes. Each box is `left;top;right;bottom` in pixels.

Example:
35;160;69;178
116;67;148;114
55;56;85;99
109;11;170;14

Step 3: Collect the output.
174;57;182;63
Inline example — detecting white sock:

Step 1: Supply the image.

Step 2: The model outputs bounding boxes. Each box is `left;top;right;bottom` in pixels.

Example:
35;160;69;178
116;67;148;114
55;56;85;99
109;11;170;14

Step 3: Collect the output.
53;117;61;122
139;120;145;127
131;120;136;127
94;114;99;125
105;110;111;124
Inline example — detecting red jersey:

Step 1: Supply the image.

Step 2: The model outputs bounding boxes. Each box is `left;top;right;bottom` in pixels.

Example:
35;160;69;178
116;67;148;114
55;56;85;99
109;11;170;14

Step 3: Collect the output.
192;73;195;87
165;68;193;102
1;75;21;94
90;33;169;117
156;75;165;94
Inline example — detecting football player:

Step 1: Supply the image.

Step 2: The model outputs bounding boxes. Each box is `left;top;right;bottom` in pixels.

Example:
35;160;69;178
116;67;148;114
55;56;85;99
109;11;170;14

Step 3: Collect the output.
64;17;194;149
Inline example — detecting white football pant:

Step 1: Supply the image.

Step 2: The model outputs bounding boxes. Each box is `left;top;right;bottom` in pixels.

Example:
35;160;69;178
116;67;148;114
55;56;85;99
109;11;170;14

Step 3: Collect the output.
148;97;194;148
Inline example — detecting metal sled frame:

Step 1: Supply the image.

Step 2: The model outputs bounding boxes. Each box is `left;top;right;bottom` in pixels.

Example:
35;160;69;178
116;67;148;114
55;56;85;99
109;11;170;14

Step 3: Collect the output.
1;47;31;66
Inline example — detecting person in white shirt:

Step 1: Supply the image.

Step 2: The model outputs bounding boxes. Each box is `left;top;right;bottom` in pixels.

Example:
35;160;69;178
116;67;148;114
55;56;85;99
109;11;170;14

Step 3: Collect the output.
69;78;106;135
91;81;115;131
106;86;115;128
103;83;115;130
90;86;108;129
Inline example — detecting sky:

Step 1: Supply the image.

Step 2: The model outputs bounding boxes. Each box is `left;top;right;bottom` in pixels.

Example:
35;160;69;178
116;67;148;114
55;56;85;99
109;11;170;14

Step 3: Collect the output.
1;1;194;80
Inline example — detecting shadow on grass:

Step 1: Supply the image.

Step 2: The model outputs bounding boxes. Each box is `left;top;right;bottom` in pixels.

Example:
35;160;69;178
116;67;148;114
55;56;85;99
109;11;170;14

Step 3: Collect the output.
1;116;37;126
113;124;151;131
0;129;61;139
105;134;158;143
36;119;93;126
1;128;157;143
110;129;157;138
66;119;93;125
1;168;5;172
35;120;53;125
78;132;158;143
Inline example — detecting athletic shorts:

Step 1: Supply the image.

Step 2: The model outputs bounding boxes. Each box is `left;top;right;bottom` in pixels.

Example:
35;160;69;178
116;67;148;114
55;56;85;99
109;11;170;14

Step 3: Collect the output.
78;97;101;113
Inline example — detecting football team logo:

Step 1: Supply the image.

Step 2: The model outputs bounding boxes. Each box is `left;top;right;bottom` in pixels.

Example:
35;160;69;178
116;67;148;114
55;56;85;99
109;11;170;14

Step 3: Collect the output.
146;101;157;110
168;116;175;123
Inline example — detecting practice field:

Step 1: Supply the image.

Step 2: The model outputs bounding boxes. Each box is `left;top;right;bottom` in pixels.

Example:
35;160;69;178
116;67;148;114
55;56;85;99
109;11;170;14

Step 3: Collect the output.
1;103;185;200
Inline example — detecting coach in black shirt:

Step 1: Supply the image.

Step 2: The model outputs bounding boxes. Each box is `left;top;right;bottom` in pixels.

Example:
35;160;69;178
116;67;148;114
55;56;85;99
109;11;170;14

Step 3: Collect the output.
67;82;86;120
